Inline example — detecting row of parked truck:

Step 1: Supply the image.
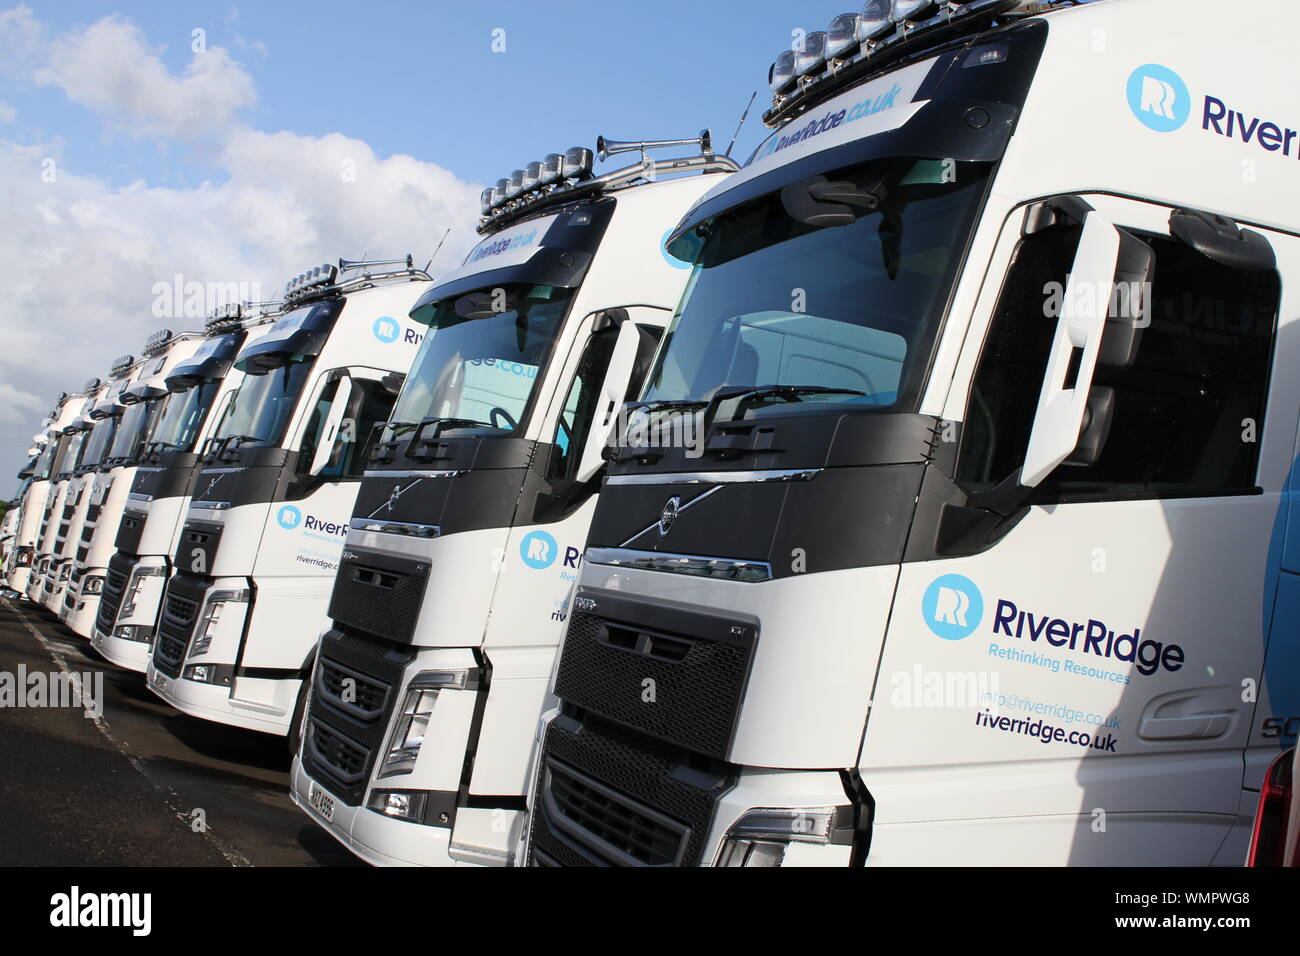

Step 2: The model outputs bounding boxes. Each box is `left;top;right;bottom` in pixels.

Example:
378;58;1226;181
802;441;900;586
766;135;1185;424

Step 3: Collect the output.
2;0;1299;865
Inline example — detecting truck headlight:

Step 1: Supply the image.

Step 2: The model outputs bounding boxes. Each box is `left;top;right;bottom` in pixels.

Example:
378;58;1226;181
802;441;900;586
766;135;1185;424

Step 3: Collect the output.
115;624;153;643
715;806;855;867
378;668;475;777
187;588;248;659
122;564;166;617
367;790;429;822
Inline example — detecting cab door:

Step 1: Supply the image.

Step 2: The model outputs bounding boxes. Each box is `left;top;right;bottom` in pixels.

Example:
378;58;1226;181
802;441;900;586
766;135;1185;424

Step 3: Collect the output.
863;194;1286;865
240;366;400;672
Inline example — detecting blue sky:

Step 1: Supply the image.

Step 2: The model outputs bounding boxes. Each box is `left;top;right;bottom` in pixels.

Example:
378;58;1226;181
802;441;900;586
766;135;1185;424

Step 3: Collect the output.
12;0;809;191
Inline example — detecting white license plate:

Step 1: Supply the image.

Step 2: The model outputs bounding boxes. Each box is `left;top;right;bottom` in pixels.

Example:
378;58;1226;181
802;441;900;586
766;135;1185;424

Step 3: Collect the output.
308;781;336;822
150;671;168;694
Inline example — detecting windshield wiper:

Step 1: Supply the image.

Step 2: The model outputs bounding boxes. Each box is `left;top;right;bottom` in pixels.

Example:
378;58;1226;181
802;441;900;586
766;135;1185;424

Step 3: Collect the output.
708;385;869;423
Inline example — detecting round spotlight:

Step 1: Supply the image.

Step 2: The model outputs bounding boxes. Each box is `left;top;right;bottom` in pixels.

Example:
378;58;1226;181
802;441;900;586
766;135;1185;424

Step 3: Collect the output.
507;169;526;198
769;49;797;93
891;0;936;22
562;147;593;180
860;0;895;39
540;153;564;185
826;13;862;59
794;31;828;77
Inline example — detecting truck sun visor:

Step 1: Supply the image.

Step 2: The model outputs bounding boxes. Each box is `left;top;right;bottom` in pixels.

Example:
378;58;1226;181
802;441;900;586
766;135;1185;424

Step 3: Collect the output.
234;300;343;374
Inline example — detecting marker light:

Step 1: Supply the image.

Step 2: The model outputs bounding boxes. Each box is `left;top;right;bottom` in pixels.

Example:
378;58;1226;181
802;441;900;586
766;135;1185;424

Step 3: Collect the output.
540;153;564;185
826;14;863;59
769;49;797;93
794;31;828;77
523;161;542;192
891;0;937;21
562;147;593;180
860;0;895;39
507;169;526;198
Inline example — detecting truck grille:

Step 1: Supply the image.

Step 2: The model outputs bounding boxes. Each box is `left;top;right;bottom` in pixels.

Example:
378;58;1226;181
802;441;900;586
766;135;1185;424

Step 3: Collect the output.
327;548;429;643
300;626;413;806
152;578;203;678
553;607;757;760
85;504;102;526
527;713;735;867
96;551;137;636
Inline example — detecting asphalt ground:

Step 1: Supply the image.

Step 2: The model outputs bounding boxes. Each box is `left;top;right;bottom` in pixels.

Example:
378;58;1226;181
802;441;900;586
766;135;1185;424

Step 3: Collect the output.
0;595;361;866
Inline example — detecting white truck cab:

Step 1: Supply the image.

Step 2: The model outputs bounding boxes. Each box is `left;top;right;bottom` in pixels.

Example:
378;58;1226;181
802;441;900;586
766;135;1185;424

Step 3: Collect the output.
4;412;61;595
45;360;142;616
61;330;205;637
524;0;1300;866
290;136;737;866
93;310;261;671
145;259;432;738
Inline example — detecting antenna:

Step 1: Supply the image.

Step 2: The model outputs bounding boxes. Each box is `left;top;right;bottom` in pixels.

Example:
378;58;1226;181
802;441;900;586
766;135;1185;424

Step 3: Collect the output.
429;227;451;268
725;91;758;159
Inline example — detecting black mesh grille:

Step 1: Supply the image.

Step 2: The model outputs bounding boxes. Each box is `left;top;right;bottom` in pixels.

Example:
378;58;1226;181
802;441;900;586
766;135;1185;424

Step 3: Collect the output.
153;576;203;678
527;714;735;867
327;551;428;643
85;504;102;526
62;504;75;521
96;551;137;636
553;610;754;760
300;626;414;806
75;545;89;565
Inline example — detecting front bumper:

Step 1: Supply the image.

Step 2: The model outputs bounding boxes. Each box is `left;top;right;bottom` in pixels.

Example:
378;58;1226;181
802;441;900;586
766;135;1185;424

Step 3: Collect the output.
60;573;105;637
91;623;153;672
146;661;302;736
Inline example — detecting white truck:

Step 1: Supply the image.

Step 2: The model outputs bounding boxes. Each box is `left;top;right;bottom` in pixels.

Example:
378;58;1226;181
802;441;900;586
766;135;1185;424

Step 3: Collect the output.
93;310;261;671
524;0;1300;866
3;415;58;595
290;134;737;865
23;391;94;603
61;331;205;638
145;259;432;742
32;375;125;611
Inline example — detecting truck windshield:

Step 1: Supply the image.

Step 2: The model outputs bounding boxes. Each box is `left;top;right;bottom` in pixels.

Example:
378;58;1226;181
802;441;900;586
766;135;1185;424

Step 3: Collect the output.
80;417;119;470
56;432;84;477
388;283;574;440
646;157;992;417
149;382;219;452
34;437;58;480
214;359;313;448
108;400;159;463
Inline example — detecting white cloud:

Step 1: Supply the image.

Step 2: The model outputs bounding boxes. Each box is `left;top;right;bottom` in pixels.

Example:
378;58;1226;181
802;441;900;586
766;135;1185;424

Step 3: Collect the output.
0;8;483;487
34;14;256;142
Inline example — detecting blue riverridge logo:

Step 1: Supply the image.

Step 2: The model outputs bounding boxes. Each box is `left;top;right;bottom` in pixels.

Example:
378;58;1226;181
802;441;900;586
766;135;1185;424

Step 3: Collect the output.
372;316;400;343
1127;64;1190;132
922;573;984;641
277;505;302;530
520;530;558;570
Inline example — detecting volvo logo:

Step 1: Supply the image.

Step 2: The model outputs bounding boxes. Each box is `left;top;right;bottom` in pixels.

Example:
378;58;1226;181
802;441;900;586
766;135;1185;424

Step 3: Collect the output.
658;496;681;537
385;487;401;512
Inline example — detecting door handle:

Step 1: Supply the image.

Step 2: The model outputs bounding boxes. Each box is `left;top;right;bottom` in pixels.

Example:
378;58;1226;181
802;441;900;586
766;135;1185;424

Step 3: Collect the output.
1138;712;1232;740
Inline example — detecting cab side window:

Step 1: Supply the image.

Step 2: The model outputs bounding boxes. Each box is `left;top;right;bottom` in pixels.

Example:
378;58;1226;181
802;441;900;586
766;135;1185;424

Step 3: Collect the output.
547;329;619;482
333;377;394;478
957;225;1279;501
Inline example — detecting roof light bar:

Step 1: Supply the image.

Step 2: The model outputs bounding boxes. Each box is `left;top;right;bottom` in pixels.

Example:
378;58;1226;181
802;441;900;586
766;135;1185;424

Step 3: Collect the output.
764;0;1021;127
83;377;101;393
283;261;339;303
477;132;733;233
143;328;173;355
110;354;135;375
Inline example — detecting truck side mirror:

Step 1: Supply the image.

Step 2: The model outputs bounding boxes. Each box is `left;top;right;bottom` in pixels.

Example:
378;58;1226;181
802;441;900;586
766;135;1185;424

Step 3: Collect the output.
572;320;643;485
308;376;353;477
